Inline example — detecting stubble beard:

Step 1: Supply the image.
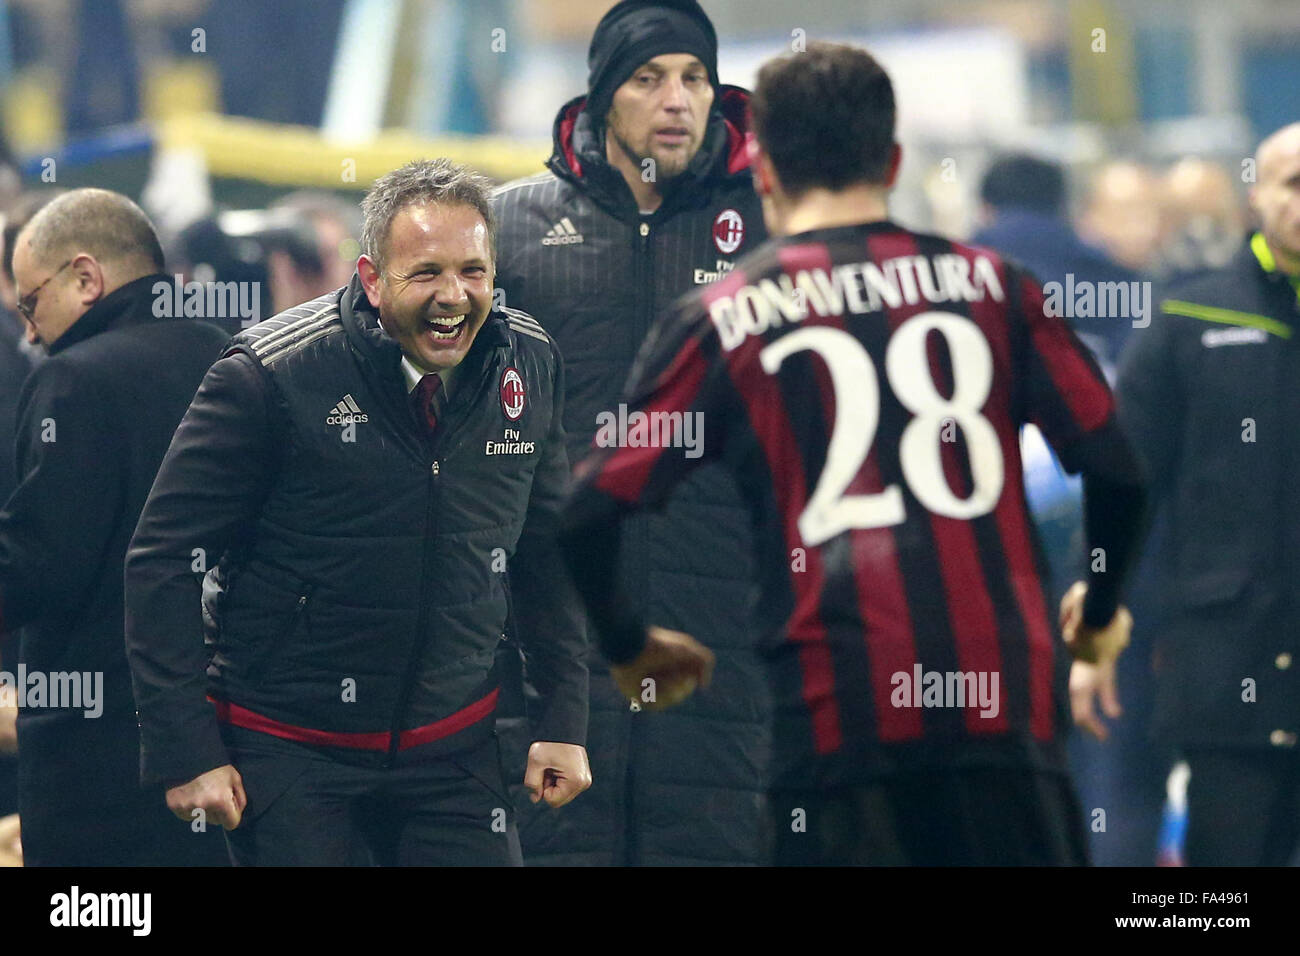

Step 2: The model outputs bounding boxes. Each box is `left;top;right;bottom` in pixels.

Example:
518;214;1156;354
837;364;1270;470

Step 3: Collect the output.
609;117;696;184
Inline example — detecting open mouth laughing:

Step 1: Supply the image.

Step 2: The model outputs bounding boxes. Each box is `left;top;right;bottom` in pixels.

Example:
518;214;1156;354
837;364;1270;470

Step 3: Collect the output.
425;314;467;341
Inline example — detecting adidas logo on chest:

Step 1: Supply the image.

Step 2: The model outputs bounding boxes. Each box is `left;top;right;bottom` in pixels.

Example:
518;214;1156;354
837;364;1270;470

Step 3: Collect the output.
542;217;584;245
326;394;369;425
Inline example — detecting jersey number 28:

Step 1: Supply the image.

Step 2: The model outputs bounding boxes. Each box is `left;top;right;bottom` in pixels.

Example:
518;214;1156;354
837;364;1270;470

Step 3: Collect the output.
759;311;1004;547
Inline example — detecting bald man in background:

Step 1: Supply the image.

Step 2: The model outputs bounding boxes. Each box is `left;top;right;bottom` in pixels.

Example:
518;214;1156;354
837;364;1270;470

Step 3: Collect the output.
1160;159;1248;279
1079;162;1167;276
1117;123;1300;865
0;188;229;865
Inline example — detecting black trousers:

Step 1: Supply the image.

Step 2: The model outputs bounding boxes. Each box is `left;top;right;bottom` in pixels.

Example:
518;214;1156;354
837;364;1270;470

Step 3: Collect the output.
767;767;1089;866
1184;748;1300;866
221;725;523;866
17;716;229;867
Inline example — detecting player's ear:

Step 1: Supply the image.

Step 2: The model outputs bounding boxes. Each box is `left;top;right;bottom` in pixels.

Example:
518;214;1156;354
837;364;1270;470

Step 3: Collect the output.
357;255;383;309
884;143;902;188
751;141;776;198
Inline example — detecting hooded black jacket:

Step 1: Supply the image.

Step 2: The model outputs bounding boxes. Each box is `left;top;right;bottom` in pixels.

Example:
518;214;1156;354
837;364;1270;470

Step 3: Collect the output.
125;276;587;788
491;87;769;864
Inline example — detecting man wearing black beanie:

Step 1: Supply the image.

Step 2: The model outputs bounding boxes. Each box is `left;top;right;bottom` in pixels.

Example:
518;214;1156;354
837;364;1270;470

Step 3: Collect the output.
584;0;720;168
492;0;769;866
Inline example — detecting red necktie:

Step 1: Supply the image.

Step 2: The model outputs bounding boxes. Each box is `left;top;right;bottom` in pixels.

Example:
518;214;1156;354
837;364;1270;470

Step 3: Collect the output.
412;372;443;437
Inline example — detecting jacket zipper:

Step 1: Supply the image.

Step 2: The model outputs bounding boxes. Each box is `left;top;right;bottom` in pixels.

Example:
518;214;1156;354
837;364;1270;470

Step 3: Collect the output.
620;218;655;865
387;452;441;765
385;351;502;764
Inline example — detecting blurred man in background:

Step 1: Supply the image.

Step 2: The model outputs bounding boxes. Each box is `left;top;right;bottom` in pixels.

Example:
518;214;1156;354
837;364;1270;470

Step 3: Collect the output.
1160;158;1248;280
1118;121;1300;866
1079;161;1166;280
264;192;361;313
0;188;230;865
973;153;1140;365
973;154;1166;864
491;0;769;866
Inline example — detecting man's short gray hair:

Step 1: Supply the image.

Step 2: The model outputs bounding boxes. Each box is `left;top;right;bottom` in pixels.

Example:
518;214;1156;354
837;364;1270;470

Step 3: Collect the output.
20;187;164;273
360;158;496;272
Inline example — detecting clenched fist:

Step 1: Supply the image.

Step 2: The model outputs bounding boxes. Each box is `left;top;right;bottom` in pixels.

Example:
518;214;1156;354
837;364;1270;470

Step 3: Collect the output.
524;741;592;808
166;764;247;830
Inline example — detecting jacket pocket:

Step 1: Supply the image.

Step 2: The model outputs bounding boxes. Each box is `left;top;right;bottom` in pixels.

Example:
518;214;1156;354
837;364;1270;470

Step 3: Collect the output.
245;585;315;683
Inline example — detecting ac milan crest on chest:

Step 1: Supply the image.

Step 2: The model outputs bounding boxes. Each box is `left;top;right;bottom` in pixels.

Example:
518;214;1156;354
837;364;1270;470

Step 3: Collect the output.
500;367;526;421
712;208;745;255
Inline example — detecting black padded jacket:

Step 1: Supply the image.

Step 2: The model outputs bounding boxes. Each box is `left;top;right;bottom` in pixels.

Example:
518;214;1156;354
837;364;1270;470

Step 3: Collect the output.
125;276;588;787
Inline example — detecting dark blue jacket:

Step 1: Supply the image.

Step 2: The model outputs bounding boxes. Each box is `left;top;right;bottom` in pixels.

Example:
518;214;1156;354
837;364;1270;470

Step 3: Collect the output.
973;209;1141;365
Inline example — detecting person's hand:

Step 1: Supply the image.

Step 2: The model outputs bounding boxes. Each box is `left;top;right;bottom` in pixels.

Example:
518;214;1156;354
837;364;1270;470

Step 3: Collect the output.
0;813;21;866
523;742;592;807
165;764;246;830
1070;658;1122;741
1059;581;1132;665
0;683;16;754
610;625;715;711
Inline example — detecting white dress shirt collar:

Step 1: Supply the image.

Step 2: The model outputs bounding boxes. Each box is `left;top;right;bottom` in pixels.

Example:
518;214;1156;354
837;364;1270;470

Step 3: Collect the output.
400;354;455;398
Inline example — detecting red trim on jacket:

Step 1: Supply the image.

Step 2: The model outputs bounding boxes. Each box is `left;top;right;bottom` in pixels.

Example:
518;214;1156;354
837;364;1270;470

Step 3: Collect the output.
208;688;500;751
558;101;584;178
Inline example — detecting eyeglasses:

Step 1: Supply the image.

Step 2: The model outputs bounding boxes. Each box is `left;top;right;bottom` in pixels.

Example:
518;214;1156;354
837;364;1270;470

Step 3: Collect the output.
16;259;73;322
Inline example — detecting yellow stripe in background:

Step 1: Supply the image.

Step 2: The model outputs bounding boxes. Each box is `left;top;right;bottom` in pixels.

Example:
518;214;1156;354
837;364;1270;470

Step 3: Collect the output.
157;112;550;187
1068;0;1138;127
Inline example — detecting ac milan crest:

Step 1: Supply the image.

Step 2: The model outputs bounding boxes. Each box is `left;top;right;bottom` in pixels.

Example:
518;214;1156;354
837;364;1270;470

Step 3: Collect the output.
500;367;526;421
712;208;744;255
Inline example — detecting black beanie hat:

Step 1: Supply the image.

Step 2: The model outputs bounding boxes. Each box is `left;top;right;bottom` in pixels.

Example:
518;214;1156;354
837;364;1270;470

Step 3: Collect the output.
585;0;719;126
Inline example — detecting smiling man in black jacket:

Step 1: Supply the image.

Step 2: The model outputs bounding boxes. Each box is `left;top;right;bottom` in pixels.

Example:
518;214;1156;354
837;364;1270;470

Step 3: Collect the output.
0;188;230;865
125;159;590;866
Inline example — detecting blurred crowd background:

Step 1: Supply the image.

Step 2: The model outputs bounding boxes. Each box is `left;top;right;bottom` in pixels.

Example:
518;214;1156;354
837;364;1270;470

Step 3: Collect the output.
0;0;1293;311
1;0;1298;867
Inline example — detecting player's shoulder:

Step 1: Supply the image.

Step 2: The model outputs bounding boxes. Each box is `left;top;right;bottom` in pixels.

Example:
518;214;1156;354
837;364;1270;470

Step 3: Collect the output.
491;171;566;211
497;305;555;350
228;290;344;366
918;229;1027;286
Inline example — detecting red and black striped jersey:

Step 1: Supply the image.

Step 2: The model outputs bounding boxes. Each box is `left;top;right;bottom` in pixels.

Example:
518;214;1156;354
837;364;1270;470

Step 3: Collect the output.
566;220;1127;787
